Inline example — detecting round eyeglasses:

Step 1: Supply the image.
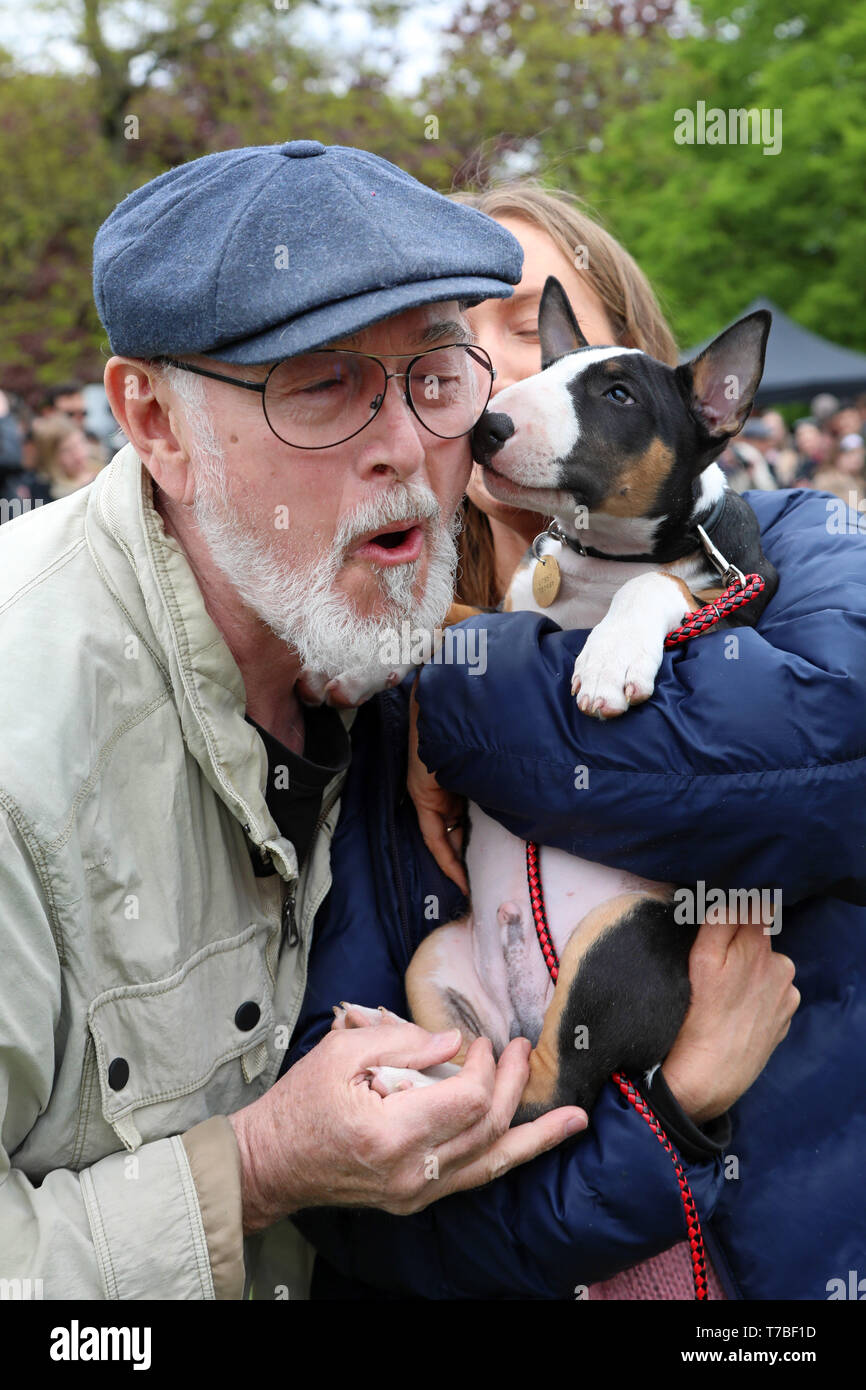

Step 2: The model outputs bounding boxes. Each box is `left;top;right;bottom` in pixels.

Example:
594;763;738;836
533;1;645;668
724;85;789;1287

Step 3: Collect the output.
158;344;496;450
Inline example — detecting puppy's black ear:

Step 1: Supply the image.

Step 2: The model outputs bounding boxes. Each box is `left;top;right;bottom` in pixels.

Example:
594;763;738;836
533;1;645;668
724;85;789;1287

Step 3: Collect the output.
678;310;771;439
538;276;590;369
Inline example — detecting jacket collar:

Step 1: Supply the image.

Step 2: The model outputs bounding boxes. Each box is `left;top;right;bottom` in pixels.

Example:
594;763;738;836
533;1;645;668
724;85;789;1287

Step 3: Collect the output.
85;444;356;881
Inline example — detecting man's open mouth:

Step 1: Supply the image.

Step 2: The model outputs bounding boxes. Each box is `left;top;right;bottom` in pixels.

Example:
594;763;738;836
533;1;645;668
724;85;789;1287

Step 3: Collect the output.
351;521;425;566
374;528;411;549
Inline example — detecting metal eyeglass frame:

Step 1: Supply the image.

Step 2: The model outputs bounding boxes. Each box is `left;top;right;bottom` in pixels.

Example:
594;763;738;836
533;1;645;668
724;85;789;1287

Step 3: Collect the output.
157;344;496;449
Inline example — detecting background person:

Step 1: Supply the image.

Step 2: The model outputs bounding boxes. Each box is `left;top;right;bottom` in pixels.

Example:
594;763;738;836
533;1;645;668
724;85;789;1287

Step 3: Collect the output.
29;414;101;499
813;433;866;508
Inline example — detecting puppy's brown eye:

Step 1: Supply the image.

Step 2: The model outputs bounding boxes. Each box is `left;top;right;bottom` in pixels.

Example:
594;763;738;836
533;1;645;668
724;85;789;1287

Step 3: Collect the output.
604;385;635;405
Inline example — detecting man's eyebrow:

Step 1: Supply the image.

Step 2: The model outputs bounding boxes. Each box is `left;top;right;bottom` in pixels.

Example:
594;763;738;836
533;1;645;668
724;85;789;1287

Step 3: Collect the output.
415;319;475;347
337;319;475;350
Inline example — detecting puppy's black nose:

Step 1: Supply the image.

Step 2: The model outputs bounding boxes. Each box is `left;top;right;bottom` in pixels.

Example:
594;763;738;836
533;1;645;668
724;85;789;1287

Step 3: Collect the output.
471;410;515;464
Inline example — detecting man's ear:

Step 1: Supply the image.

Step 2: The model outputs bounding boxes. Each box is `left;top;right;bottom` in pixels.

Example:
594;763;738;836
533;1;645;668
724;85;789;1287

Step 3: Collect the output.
538;276;590;369
678;310;771;440
104;357;194;503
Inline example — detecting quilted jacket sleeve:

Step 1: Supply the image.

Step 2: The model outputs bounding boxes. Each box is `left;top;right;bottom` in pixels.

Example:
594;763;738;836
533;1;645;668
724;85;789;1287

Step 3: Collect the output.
415;489;866;905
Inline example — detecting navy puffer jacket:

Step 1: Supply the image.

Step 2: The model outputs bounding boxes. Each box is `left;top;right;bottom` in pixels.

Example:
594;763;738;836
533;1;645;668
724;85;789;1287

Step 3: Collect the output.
289;488;866;1300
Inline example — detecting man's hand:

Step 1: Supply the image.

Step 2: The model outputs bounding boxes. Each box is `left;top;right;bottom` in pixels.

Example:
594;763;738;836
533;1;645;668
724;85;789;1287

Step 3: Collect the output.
408;677;469;895
229;1022;587;1232
662;914;800;1125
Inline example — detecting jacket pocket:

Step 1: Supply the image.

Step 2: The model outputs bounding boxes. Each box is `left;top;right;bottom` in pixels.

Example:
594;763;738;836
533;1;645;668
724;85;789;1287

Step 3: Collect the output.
87;923;275;1150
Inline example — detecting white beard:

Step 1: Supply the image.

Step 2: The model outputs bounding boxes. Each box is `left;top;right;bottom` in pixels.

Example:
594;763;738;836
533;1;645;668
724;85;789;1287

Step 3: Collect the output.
190;437;462;681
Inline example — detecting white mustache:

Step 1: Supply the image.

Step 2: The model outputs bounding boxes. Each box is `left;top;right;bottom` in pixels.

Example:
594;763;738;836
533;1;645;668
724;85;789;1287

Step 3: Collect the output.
335;483;441;554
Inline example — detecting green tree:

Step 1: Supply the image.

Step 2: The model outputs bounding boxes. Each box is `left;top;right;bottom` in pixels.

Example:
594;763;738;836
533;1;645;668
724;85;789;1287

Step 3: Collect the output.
0;1;432;394
3;0;863;391
424;0;866;352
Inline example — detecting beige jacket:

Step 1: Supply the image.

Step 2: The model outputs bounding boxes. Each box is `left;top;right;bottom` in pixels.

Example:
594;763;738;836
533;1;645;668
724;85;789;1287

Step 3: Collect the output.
0;444;354;1299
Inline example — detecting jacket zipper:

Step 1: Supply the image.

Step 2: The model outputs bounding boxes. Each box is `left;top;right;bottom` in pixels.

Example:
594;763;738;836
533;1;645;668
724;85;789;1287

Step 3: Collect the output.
282;878;299;947
281;778;343;949
381;692;413;966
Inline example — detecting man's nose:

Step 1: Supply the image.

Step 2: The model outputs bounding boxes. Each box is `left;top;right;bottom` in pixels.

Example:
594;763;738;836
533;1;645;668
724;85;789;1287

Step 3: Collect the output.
355;377;428;477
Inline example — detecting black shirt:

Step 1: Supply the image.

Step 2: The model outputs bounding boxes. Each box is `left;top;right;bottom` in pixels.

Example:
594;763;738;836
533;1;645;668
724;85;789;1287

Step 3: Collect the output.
245;704;351;874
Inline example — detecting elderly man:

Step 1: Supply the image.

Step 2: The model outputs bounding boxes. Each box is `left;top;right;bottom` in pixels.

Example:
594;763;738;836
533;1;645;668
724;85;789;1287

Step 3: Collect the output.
0;141;803;1302
0;141;601;1300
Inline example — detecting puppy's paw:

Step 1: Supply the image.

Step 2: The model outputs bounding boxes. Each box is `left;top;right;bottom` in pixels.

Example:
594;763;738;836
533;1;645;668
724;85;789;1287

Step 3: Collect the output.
365;1061;462;1095
324;660;416;708
295;668;332;706
366;1065;440;1096
571;627;661;719
331;1002;407;1031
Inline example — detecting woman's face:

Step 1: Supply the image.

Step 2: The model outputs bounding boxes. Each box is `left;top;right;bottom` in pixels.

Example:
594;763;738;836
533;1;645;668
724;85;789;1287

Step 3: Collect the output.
465;215;618;529
56;430;91;478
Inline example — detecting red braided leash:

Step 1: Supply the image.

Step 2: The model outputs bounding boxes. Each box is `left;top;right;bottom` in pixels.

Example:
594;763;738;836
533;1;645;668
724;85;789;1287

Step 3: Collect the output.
609;1071;709;1301
525;843;710;1301
664;573;764;648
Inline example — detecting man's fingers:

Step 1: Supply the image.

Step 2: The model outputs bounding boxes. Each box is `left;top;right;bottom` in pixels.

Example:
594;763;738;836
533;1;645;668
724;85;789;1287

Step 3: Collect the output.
431;1037;532;1167
443;1105;588;1196
336;1020;464;1074
379;1037;499;1144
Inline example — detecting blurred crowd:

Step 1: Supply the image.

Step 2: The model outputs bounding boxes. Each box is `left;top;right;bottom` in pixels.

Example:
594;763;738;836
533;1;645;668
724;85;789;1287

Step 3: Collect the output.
717;392;866;508
0;382;122;517
1;377;865;522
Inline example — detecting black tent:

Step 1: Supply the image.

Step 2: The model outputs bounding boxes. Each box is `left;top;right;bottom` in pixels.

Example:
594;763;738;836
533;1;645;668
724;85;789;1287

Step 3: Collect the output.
684;297;866;405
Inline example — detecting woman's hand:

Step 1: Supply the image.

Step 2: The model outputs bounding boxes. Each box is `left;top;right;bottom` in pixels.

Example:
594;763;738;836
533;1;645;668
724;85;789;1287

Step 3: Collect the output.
662;912;800;1125
408;677;469;896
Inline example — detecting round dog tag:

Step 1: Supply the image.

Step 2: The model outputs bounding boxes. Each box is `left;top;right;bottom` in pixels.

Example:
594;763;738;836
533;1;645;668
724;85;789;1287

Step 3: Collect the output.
532;554;561;607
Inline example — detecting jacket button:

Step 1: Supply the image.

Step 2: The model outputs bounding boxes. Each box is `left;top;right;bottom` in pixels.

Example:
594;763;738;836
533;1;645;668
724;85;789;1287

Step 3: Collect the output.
108;1058;129;1091
235;1001;261;1031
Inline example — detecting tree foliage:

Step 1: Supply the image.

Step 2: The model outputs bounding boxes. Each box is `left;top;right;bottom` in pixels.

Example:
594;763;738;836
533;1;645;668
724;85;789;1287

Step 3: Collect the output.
1;0;863;394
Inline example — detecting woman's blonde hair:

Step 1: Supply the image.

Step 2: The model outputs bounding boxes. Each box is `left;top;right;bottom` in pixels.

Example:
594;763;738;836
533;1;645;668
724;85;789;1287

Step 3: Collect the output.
30;416;82;487
452;180;678;606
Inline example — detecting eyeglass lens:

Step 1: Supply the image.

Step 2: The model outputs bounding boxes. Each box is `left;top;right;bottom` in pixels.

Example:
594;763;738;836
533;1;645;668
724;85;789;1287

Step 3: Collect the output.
262;345;491;448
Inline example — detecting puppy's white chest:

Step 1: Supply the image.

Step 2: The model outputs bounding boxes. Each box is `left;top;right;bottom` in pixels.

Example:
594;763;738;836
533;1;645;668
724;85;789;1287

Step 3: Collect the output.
509;545;662;628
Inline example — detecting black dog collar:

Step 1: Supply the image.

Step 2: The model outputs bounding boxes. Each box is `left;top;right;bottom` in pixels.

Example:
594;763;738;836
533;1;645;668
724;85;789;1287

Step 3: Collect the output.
536;489;730;566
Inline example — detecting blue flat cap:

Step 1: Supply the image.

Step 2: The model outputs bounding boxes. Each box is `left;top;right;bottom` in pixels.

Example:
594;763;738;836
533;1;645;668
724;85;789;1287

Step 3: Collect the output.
93;140;523;363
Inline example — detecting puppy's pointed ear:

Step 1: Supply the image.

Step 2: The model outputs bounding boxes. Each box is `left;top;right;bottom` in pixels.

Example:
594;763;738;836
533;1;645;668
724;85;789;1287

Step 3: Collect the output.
538;276;590;369
678;310;771;439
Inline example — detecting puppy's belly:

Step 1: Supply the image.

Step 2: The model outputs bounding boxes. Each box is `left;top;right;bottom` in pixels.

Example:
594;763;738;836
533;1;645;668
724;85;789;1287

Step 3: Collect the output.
464;805;672;1046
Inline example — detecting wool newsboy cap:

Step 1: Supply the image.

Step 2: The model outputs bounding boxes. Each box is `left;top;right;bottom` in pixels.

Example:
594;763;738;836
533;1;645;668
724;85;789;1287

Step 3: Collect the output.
93;140;523;363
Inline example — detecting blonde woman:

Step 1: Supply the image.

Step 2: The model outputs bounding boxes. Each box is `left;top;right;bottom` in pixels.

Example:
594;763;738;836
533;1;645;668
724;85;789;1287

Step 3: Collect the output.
29;416;100;500
293;182;864;1304
418;183;776;1299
